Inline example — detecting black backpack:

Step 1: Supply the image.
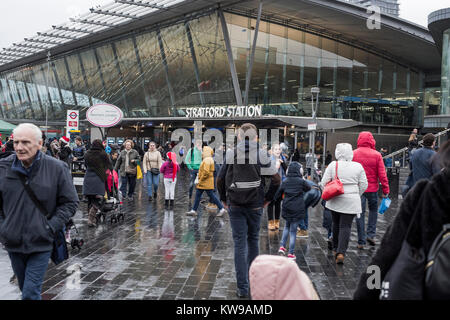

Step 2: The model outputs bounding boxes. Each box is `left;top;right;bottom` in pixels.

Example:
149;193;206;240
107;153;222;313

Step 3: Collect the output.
225;148;262;206
425;224;450;299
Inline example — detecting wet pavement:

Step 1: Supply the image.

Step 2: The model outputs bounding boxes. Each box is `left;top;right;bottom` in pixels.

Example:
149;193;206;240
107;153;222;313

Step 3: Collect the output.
0;168;400;300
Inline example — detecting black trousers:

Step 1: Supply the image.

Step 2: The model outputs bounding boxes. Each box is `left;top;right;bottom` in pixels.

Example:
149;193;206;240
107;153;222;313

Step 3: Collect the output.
268;198;281;221
331;210;355;255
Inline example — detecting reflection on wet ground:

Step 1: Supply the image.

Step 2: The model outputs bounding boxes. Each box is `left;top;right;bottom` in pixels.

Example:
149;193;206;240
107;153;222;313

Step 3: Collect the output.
0;168;401;300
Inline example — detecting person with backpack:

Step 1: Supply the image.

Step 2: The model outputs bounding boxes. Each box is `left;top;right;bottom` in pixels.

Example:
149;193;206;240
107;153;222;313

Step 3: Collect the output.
217;123;280;299
354;141;450;300
321;143;368;264
0;123;78;300
275;161;311;260
186;146;227;217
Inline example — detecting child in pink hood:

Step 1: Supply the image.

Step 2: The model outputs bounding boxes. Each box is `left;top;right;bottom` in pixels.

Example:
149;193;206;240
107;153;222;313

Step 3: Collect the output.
160;152;180;209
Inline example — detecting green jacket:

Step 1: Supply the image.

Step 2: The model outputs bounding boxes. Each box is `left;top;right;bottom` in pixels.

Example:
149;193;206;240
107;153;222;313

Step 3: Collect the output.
185;147;202;170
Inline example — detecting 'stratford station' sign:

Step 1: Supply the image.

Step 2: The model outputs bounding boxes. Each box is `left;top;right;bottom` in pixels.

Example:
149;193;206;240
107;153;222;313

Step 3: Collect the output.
185;105;262;118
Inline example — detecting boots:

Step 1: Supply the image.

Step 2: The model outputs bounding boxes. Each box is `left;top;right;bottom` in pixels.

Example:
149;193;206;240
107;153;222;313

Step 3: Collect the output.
153;192;157;200
165;199;169;209
169;199;174;209
274;219;280;230
268;220;276;231
88;206;97;228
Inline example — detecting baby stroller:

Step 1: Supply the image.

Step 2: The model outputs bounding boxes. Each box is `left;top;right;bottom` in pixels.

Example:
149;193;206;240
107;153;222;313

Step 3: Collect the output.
65;218;84;250
96;169;124;224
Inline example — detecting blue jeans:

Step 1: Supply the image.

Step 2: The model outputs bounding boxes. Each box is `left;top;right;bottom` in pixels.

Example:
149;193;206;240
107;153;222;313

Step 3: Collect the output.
356;192;379;245
120;173;137;198
322;206;333;239
189;169;198;198
298;209;309;230
280;220;300;255
192;189;224;211
8;250;52;300
228;206;263;296
145;172;159;195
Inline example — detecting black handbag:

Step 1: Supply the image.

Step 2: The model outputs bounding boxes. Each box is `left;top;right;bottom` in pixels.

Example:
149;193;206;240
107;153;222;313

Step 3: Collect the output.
150;167;160;175
380;208;425;300
17;174;69;265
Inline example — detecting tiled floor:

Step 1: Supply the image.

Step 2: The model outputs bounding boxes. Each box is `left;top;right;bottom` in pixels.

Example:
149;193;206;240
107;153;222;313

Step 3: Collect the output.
0;168;400;300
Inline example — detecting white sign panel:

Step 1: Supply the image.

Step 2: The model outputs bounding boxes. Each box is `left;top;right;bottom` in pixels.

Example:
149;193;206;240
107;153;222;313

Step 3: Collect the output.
66;110;79;137
308;123;317;131
185;105;262;118
86;104;123;128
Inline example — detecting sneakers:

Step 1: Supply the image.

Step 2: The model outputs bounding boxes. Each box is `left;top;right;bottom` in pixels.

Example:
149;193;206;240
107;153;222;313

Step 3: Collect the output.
148;196;153;201
217;208;227;217
278;246;287;256
287;254;296;260
336;253;345;264
186;210;197;216
367;238;376;246
236;290;249;299
297;229;308;238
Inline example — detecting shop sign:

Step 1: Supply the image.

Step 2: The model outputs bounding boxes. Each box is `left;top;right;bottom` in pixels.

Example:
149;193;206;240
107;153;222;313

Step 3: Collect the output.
86;104;123;127
185;105;262;118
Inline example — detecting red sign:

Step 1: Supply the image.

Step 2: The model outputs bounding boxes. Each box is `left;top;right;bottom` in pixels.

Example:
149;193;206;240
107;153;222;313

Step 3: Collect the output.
69;121;78;127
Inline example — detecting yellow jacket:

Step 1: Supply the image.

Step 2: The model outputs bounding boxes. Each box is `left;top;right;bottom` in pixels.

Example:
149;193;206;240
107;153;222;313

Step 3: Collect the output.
197;146;215;190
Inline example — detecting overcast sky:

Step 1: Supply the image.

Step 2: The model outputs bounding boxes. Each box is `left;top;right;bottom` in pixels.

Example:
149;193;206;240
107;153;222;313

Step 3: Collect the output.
0;0;448;49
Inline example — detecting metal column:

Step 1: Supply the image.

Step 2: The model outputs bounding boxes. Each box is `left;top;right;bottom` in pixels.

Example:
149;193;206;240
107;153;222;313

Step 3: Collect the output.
63;56;78;106
157;28;177;116
29;68;45;118
51;61;67;112
20;79;36;119
93;48;108;101
131;35;152;115
185;20;206;108
243;1;263;106
77;53;93;106
111;42;130;115
218;9;243;106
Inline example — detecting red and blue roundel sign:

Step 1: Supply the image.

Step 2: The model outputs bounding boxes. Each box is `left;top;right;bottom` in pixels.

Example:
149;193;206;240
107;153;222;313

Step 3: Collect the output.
69;111;78;119
86;104;123;128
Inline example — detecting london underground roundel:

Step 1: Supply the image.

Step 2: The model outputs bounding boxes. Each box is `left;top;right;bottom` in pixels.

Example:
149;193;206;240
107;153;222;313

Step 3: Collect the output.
86;104;123;128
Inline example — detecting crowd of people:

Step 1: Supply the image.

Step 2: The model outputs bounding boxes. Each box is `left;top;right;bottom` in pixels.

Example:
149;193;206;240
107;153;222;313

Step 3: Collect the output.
0;122;448;300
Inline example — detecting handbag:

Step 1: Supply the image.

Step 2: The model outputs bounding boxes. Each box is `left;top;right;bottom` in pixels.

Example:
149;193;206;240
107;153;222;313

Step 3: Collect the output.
321;161;344;201
136;165;143;180
380;207;425;300
17;174;69;265
150;168;160;175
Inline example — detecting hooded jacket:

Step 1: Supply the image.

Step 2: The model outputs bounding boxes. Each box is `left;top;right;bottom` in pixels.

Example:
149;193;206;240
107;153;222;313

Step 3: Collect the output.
321;143;368;215
249;255;319;300
197;146;215;190
160;152;179;181
353;132;389;194
354;168;450;300
274;161;311;222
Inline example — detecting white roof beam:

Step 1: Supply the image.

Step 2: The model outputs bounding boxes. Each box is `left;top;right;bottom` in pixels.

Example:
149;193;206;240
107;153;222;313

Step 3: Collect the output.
114;0;167;10
37;32;80;40
89;8;139;19
13;43;48;50
52;25;95;34
71;18;117;28
24;38;60;45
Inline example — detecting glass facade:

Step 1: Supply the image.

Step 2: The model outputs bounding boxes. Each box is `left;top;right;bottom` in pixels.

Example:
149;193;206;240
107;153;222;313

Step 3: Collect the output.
0;11;425;127
441;28;450;115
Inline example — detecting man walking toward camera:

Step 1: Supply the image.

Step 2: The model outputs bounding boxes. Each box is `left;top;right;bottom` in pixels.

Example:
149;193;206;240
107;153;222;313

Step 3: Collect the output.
0;123;78;300
353;131;389;249
217;123;279;298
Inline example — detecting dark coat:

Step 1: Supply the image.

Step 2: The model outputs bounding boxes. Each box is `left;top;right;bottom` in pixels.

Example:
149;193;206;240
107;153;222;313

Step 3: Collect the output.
58;145;72;164
410;146;441;186
274;161;311;222
0;152;79;254
114;149;140;177
353;168;450;300
72;144;86;161
83;148;112;196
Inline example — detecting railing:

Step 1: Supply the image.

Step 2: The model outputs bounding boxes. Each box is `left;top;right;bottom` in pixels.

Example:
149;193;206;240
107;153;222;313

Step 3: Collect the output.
383;128;450;168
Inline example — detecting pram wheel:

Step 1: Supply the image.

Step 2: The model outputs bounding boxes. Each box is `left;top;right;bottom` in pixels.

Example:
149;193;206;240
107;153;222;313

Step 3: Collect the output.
71;238;84;250
118;213;124;222
110;213;118;224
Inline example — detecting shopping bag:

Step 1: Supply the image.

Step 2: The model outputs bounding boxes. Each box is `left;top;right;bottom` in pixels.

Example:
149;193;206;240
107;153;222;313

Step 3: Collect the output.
378;197;391;215
136;165;143;180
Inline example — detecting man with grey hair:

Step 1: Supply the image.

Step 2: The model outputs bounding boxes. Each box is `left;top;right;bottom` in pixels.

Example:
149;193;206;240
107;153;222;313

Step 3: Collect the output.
0;123;78;300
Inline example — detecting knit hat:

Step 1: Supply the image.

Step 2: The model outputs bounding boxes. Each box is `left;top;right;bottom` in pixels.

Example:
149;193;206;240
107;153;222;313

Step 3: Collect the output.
422;133;435;147
60;136;70;144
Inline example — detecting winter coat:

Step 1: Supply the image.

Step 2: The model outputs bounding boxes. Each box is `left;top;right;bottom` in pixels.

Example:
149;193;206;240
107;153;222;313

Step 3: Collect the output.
185;147;202;170
83;148;112;196
58;145;72;164
352;132;389;194
143;150;163;173
217;140;280;208
354;168;450;300
197;146;216;190
249;255;319;300
321;143;368;215
160;159;180;180
114;149;140;177
0;152;79;254
274;161;311;222
72;144;86;161
410;147;441;186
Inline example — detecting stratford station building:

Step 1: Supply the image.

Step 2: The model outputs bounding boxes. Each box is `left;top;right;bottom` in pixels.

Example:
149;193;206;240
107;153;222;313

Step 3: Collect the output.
0;0;449;155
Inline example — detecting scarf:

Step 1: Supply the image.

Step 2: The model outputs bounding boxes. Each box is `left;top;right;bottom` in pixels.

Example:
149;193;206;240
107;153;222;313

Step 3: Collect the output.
167;151;178;181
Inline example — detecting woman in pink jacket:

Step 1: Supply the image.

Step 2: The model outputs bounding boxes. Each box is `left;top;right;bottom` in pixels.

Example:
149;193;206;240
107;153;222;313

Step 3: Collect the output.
159;152;180;209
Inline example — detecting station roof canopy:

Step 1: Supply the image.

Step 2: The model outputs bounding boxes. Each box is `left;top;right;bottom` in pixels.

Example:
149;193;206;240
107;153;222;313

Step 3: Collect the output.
0;0;442;74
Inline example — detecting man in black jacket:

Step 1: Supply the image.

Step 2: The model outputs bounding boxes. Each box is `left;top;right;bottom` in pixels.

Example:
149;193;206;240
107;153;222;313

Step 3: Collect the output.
217;123;279;298
0;123;79;300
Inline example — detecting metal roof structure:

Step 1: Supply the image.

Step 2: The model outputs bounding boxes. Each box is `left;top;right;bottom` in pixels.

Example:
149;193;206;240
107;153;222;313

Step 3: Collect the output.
0;0;187;67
